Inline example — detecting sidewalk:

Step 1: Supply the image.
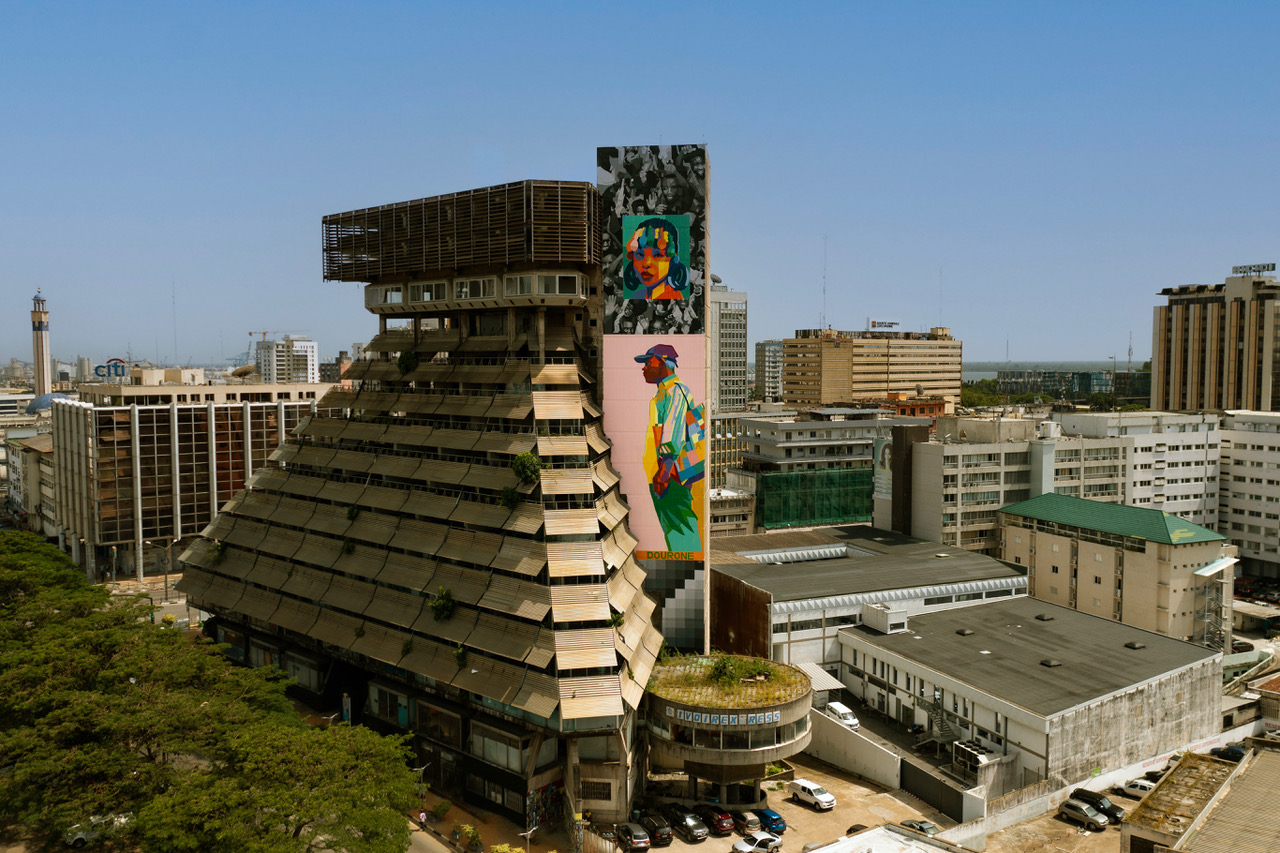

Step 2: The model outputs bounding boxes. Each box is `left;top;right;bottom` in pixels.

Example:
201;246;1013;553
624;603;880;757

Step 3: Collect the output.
410;787;571;853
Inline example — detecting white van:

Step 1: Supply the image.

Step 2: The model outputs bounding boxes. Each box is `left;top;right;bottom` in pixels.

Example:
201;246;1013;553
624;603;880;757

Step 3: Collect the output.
824;701;859;730
788;778;836;810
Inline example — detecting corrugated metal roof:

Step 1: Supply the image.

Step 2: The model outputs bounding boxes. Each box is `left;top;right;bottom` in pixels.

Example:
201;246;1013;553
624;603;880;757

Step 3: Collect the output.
532;363;580;385
355;485;408;512
223;518;269;550
492;539;547;576
351;624;408;667
558;675;623;719
307;608;362;649
540;468;595;495
555;629;619;669
585;423;612;453
332;544;386;580
547;542;605;578
281;567;333;600
1000;493;1225;544
346;513;399;546
532;391;583;420
469;613;539;662
272;597;320;633
503;504;544;534
545;509;599;536
1179;751;1280;853
538;435;589;456
293;533;342;568
364;588;426;626
796;662;843;691
327;574;376;612
248;556;292;588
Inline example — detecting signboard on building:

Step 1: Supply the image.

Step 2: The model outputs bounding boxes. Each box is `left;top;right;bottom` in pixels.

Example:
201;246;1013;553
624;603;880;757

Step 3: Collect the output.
873;437;893;500
1232;263;1276;275
93;358;128;379
868;319;900;330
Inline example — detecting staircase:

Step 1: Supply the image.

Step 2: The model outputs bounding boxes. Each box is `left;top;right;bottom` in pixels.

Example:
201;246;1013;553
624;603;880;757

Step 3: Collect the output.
913;698;960;747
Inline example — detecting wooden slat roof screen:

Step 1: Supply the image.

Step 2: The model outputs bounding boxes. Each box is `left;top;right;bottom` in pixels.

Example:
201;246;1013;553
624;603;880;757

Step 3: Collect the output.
549;584;610;623
537;435;589;456
545;509;599;536
540;468;595;495
555;629;619;669
558;676;623;719
322;181;599;282
546;542;604;578
532;391;583;420
491;539;546;576
585;423;611;453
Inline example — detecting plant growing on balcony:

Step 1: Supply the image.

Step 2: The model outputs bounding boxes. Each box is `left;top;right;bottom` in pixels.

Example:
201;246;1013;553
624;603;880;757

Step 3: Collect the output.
453;644;466;667
397;350;420;376
429;587;455;622
512;452;543;484
500;486;521;510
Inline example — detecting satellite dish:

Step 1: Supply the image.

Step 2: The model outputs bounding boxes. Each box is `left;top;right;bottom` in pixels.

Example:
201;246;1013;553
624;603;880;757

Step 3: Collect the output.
231;364;258;378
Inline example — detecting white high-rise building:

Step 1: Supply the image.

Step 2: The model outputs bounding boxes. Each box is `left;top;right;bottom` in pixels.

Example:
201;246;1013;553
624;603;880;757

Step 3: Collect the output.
708;280;748;414
1219;411;1280;579
255;336;319;383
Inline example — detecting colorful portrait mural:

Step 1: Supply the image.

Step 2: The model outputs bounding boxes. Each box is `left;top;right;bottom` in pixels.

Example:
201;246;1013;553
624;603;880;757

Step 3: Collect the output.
602;334;706;559
623;215;691;301
598;145;707;335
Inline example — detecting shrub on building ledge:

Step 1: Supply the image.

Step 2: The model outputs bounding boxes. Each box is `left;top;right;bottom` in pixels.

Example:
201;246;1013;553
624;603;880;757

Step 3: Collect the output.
429;587;455;622
512;452;543;484
397;350;420;376
500;486;521;510
453;645;466;667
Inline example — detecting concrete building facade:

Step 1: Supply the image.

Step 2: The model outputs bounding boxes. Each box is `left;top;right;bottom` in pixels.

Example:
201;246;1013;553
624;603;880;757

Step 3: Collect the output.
52;383;328;581
1219;410;1280;579
256;335;320;384
1151;267;1280;412
999;493;1237;647
781;327;961;408
754;339;783;402
178;180;662;826
708;281;748;414
837;597;1222;792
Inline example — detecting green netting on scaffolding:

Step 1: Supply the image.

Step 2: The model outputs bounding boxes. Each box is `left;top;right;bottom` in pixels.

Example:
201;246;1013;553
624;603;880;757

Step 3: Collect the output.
756;467;873;530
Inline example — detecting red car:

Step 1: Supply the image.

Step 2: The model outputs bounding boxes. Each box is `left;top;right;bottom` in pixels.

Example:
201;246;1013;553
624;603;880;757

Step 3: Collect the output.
692;804;733;836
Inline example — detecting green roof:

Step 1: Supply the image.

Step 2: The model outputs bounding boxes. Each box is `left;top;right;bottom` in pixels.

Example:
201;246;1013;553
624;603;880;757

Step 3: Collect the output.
999;493;1225;545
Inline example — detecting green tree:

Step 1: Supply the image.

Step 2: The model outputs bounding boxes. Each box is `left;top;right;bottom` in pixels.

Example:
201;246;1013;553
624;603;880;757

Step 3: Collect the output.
0;531;416;853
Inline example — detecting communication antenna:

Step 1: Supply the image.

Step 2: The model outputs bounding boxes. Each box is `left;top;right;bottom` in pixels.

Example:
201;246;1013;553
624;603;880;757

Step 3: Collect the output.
171;278;179;367
939;265;944;327
821;234;828;331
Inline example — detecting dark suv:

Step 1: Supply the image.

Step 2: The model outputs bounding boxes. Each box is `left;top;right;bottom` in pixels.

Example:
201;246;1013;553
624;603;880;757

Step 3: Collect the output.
1069;788;1124;824
639;814;673;847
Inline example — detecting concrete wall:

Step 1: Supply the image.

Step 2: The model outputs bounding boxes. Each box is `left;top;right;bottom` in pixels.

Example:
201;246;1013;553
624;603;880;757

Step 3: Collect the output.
1047;656;1221;783
802;711;900;790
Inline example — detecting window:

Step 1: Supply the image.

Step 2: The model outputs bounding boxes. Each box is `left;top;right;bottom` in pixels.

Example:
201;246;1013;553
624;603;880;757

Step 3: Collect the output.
409;281;443;302
504;275;533;295
455;277;497;299
582;780;612;800
368;684;409;727
284;653;320;692
540;274;579;295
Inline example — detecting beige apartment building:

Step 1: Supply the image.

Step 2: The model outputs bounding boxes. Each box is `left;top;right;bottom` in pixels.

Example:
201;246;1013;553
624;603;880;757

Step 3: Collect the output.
1219;410;1280;579
1152;267;1280;411
999;493;1237;647
781;327;961;408
51;382;329;581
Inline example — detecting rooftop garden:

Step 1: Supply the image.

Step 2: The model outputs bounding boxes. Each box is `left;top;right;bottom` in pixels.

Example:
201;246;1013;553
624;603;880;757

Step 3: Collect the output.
647;653;810;709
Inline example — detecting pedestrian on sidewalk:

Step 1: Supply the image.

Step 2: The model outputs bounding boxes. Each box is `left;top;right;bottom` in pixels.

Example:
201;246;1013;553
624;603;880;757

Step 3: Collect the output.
419;810;428;832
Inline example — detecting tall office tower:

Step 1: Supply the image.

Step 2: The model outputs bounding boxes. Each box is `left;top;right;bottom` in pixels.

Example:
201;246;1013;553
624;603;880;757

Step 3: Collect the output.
781;326;962;408
1151;264;1280;411
179;180;661;825
754;339;783;401
255;335;320;383
30;293;51;397
708;280;748;414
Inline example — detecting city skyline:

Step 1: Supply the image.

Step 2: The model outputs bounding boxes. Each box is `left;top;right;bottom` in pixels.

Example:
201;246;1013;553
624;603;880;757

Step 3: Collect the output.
4;3;1279;365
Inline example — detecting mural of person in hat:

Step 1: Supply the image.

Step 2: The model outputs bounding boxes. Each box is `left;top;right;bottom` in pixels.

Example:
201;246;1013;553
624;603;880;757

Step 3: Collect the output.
636;343;705;552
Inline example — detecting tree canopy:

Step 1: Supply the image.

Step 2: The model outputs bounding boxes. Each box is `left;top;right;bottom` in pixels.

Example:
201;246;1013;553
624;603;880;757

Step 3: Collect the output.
0;531;417;852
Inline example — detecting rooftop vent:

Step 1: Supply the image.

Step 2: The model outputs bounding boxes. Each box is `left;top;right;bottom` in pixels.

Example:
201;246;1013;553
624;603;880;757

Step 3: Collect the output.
1125;641;1147;650
1035;614;1055;621
1040;659;1062;668
956;628;975;636
935;553;953;558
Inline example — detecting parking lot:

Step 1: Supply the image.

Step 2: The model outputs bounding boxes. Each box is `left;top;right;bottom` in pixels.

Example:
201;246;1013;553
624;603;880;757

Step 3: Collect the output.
980;783;1153;853
626;754;947;853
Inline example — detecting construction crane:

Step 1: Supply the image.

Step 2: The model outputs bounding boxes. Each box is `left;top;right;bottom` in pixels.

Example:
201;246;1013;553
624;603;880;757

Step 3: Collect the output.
248;330;307;343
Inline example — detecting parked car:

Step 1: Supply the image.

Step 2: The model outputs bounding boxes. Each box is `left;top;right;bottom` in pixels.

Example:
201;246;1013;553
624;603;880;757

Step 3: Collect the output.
1069;788;1124;823
823;701;860;730
731;831;783;853
668;812;709;843
692;804;733;835
844;825;868;836
730;810;762;835
787;778;836;810
1121;778;1156;798
755;808;786;834
1210;745;1247;763
900;820;940;836
1057;799;1109;832
618;823;652;851
639;815;673;847
1231;639;1254;654
64;813;133;848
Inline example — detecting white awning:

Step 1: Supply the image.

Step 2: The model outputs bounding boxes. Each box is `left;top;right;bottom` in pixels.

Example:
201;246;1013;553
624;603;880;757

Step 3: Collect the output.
796;662;844;692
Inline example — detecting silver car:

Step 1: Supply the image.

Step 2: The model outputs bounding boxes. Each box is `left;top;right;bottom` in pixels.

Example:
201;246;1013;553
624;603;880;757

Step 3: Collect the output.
732;831;782;853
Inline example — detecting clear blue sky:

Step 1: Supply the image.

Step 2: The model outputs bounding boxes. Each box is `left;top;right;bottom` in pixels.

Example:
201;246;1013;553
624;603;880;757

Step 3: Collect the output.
4;1;1278;367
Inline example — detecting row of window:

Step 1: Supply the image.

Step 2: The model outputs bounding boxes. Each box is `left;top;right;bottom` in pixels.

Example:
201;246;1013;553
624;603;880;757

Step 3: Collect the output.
371;274;584;306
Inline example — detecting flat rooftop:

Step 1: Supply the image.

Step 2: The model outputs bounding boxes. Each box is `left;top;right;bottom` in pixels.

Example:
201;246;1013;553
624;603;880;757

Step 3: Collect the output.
839;597;1219;717
1125;752;1237;838
1181;749;1280;853
711;526;1024;603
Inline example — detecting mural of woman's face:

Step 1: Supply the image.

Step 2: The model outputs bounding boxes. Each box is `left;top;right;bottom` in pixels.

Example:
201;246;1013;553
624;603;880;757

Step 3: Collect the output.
630;245;672;287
